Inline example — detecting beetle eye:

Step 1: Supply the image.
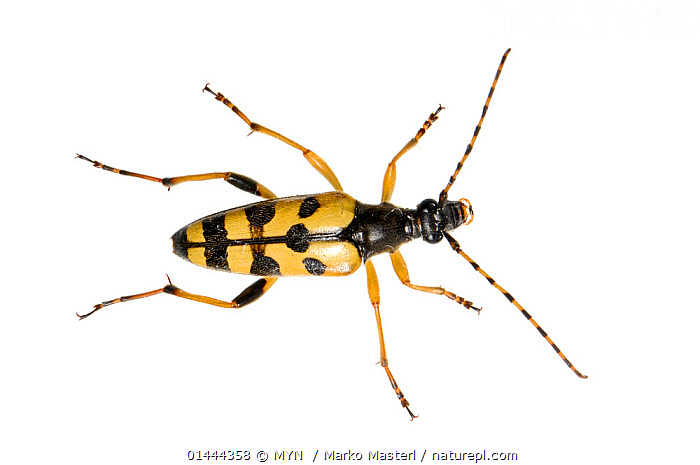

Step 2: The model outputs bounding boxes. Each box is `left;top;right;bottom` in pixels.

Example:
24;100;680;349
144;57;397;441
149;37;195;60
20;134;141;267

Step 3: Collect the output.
425;231;443;244
459;198;474;226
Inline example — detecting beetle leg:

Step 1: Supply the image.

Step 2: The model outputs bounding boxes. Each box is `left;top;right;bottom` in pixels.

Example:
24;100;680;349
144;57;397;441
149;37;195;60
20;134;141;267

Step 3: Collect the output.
76;154;276;199
365;259;417;420
77;277;278;320
443;232;588;379
202;84;343;192
389;250;481;313
381;105;444;203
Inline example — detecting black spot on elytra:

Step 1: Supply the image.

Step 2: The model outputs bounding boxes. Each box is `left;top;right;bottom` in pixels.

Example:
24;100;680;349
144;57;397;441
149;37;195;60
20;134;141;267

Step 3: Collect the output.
298;196;320;218
202;216;227;241
285;223;310;253
245;202;275;227
250;255;281;276
202;216;230;270
204;247;229;271
303;257;326;276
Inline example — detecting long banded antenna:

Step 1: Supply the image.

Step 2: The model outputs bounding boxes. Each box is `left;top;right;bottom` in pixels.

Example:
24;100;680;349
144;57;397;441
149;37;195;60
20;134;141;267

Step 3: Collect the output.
438;48;511;207
444;232;588;379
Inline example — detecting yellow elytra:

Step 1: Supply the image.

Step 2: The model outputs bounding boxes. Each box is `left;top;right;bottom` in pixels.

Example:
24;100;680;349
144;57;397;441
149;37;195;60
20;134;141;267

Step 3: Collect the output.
172;192;362;277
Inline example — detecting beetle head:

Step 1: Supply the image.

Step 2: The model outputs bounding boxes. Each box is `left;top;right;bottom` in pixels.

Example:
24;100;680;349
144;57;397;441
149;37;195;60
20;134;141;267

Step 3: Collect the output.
416;198;473;244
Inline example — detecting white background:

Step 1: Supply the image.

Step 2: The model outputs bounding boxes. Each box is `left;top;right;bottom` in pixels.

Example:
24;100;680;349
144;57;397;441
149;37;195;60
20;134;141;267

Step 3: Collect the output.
2;1;698;464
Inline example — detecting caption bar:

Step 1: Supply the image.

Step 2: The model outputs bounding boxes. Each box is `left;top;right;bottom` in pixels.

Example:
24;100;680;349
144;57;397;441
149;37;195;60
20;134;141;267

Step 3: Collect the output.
187;450;518;463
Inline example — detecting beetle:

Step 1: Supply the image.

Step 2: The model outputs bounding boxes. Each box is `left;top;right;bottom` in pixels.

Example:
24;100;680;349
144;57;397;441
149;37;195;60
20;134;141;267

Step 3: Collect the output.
77;49;586;419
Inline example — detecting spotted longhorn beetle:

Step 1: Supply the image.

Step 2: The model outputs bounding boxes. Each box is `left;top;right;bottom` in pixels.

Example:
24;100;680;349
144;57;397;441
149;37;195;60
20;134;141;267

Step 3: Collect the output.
77;49;587;419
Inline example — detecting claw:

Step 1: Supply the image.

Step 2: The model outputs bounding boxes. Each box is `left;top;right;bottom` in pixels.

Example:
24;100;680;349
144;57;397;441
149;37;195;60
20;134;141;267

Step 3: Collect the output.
76;154;99;167
76;304;102;320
